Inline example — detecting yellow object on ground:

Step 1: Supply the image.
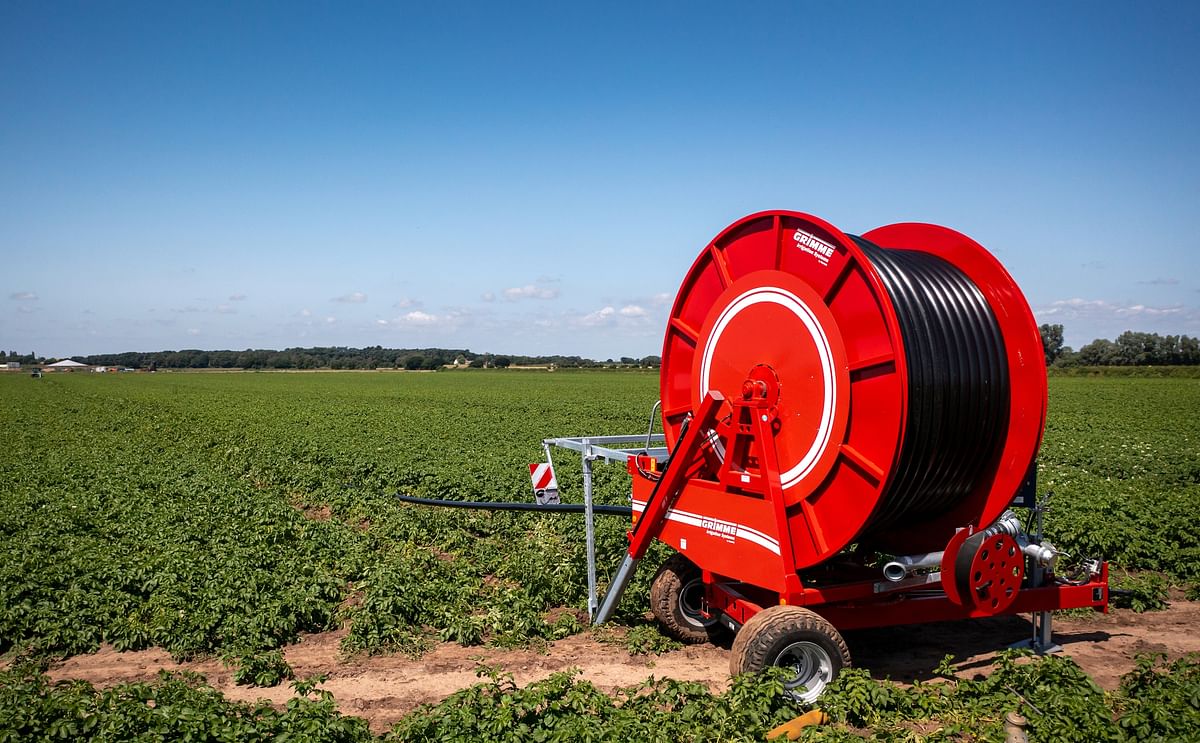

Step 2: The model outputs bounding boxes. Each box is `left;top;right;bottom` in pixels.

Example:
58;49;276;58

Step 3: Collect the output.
766;710;830;740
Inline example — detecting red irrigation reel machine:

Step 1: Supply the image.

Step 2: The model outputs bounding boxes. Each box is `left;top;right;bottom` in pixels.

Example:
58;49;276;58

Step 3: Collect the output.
401;210;1109;700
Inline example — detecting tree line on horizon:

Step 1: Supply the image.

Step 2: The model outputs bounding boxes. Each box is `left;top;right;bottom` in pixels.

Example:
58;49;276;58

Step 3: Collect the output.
0;346;664;371
1038;325;1200;367
3;329;1198;369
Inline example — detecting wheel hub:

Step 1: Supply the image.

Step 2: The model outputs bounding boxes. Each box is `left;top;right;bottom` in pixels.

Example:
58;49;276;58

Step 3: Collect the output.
679;577;717;628
775;641;834;702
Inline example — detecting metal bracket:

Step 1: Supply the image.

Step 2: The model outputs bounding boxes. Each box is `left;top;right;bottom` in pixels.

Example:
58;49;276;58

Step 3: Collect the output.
542;432;668;621
1010;610;1062;654
1011;490;1063;654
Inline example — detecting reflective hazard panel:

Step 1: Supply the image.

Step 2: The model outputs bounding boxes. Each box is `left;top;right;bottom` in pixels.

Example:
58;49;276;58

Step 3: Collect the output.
529;462;560;505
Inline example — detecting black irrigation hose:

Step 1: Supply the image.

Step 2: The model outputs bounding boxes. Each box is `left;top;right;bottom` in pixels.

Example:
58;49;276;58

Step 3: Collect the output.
394;493;634;516
852;236;1010;533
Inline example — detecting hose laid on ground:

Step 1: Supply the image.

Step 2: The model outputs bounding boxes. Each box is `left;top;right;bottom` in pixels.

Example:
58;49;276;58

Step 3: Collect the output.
393;493;633;516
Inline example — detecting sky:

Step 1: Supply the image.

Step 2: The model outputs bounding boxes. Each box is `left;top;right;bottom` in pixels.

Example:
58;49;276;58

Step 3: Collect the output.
2;1;1198;360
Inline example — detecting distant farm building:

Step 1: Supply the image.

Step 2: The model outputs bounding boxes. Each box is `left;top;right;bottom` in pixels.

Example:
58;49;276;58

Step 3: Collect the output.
45;359;89;372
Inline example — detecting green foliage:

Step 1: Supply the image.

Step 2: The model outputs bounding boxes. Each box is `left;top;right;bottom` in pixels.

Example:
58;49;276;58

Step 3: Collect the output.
1038;378;1200;582
1040;323;1065;365
1069;332;1200;367
0;666;373;742
388;666;802;742
0;371;657;661
10;373;1189;662
1110;572;1170;613
621;623;684;656
592;620;684;656
1;652;1199;740
1048;365;1200;378
1115;654;1200;740
2;372;1198;739
76;346;614;371
229;649;294;687
807;651;1200;742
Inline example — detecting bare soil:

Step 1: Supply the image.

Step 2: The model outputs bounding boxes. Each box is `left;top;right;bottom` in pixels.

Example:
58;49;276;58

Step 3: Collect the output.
46;601;1200;734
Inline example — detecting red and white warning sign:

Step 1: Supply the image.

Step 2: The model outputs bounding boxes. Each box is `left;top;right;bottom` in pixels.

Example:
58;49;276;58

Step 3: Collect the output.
529;462;559;504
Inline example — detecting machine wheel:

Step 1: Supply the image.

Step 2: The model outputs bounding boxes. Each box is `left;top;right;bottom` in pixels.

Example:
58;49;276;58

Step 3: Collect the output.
729;605;850;703
650;554;724;643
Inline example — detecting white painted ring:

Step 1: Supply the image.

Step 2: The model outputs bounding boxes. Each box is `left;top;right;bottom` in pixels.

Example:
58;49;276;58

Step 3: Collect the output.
699;287;836;489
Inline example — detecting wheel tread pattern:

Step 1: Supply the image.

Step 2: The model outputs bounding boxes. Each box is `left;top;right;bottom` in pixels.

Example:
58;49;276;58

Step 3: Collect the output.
650;554;720;644
729;605;851;678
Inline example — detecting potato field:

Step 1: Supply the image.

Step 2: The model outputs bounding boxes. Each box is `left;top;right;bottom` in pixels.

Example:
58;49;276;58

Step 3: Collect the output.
1;370;1198;741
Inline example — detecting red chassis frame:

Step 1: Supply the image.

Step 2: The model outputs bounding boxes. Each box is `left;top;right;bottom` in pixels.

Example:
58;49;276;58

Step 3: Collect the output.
625;390;1109;634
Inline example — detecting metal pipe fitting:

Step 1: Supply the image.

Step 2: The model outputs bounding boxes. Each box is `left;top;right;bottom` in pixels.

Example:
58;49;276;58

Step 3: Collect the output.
883;511;1062;582
1004;711;1029;743
882;551;944;582
1021;540;1060;571
983;510;1060;569
980;509;1023;540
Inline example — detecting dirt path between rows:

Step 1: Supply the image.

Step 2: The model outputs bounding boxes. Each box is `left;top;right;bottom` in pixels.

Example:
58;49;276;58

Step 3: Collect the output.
47;601;1200;734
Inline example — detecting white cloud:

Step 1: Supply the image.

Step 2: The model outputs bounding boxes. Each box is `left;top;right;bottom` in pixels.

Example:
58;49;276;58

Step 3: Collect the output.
332;291;368;304
9;291;37;301
325;316;337;324
187;328;201;336
1038;298;1189;318
216;304;236;314
651;292;672;307
503;283;559;301
1035;297;1200;346
393;297;421;309
378;307;470;331
229;293;248;301
400;310;438;325
580;306;617;326
572;301;658;332
299;308;312;317
481;292;496;302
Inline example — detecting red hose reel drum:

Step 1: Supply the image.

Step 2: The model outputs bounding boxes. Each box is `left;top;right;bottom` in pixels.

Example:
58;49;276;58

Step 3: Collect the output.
660;211;1046;566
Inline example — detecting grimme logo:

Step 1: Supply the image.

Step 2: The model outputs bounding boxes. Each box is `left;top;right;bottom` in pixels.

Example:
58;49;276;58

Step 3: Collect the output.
701;516;738;543
794;229;835;266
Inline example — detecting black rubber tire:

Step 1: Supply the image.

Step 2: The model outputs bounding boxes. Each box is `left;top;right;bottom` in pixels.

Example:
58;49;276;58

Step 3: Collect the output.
729;605;850;702
649;554;724;643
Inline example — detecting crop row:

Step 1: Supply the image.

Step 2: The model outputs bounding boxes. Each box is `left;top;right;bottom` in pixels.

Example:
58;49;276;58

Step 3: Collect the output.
0;372;1197;659
0;372;663;663
3;651;1198;741
0;372;1190;662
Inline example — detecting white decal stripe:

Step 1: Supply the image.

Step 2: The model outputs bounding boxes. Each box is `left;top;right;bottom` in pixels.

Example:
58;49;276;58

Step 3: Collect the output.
734;527;782;555
630;500;781;556
697;286;836;490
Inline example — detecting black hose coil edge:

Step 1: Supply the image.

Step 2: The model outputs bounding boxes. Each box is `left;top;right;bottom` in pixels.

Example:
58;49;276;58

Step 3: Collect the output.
851;236;1010;533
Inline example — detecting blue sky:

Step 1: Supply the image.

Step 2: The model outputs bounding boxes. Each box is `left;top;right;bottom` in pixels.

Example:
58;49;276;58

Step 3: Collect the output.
2;1;1198;359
